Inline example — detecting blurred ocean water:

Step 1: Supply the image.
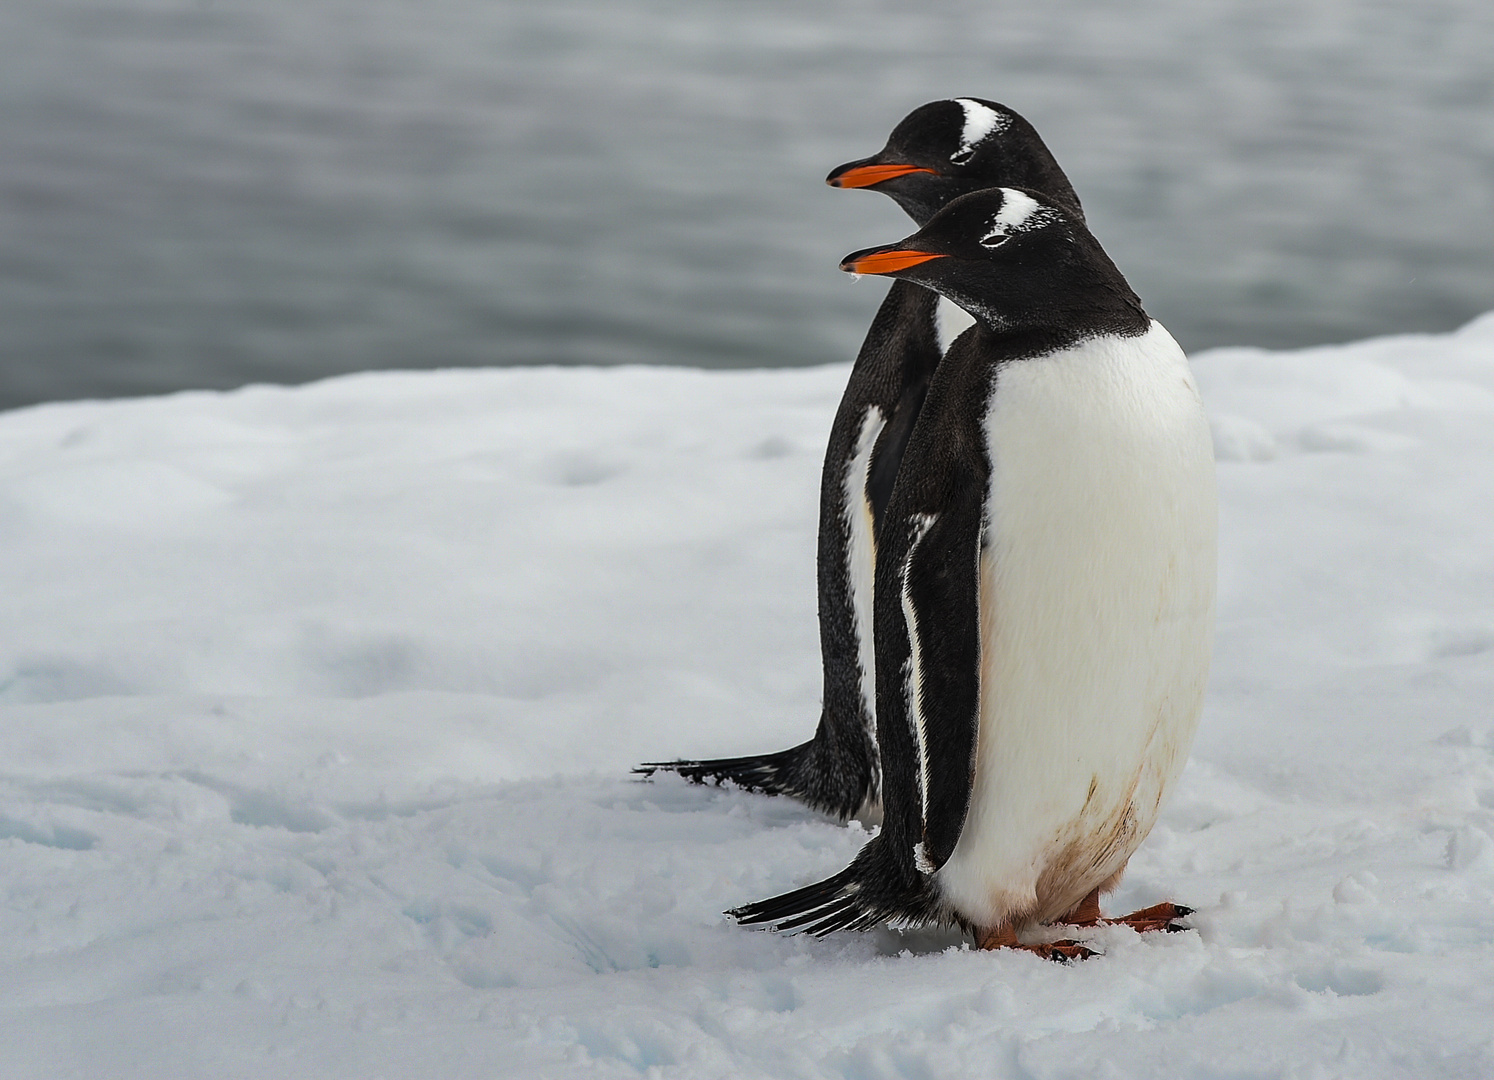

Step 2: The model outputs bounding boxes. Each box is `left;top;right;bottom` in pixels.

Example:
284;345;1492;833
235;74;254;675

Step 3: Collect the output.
1;0;1491;409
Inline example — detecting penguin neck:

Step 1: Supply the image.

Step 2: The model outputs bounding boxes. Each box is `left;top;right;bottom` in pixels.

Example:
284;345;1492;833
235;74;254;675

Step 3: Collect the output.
950;309;1151;367
891;158;1082;228
960;319;1090;362
902;199;943;229
931;275;1150;346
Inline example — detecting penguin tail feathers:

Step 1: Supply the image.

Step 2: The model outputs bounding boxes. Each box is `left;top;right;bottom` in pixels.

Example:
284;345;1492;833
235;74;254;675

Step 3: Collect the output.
728;837;946;936
634;742;811;796
635;739;873;821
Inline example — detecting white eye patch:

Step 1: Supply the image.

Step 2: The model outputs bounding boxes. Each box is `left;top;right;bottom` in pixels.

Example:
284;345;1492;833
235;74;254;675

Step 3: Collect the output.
949;98;1010;164
980;188;1061;246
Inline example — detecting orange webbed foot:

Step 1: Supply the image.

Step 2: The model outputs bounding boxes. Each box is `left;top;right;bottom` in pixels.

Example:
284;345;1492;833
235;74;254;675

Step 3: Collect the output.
1056;889;1193;936
1103;901;1193;934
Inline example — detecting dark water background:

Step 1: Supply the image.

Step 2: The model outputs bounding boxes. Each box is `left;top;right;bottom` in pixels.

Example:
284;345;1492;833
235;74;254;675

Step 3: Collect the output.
2;0;1492;410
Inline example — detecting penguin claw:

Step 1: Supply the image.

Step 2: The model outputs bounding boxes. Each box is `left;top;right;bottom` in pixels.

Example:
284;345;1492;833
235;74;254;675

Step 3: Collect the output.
997;939;1098;962
1041;940;1098;962
977;924;1099;960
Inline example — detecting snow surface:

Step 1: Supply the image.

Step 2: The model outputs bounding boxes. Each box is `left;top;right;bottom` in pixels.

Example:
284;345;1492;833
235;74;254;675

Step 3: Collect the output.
5;314;1494;1077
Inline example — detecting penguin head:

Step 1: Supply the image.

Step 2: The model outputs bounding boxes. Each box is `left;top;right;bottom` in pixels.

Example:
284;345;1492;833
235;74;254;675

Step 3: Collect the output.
840;186;1145;335
825;98;1082;227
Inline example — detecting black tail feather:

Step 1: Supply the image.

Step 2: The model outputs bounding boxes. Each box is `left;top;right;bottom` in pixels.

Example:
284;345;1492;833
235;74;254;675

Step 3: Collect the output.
727;837;946;937
635;737;874;821
730;867;861;933
634;742;811;796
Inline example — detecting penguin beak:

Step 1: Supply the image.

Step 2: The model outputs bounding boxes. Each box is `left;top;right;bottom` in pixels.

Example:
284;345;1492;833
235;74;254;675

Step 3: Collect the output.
839;246;948;275
826;160;938;189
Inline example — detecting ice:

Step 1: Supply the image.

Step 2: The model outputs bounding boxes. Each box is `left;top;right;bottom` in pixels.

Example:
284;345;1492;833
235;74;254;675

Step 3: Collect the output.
3;315;1494;1076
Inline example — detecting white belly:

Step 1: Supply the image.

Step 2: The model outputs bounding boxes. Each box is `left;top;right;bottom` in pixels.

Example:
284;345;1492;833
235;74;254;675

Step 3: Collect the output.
935;322;1217;928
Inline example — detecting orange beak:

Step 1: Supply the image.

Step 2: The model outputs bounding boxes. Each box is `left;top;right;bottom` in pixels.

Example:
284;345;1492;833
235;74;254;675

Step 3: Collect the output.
827;163;938;189
841;250;948;275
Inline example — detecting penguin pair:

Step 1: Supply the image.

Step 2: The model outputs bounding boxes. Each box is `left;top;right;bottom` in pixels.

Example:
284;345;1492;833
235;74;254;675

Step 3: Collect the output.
643;100;1216;956
644;100;1084;819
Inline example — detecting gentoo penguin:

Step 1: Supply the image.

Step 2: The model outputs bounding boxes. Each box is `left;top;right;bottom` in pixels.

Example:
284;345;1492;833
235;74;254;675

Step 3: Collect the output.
731;187;1217;957
639;100;1084;821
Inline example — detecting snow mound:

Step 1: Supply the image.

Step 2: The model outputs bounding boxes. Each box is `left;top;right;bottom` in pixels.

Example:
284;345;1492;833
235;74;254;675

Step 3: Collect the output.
3;316;1494;1077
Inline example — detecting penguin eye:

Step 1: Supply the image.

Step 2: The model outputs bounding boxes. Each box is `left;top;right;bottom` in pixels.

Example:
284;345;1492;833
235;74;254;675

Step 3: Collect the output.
949;149;974;166
979;232;1009;249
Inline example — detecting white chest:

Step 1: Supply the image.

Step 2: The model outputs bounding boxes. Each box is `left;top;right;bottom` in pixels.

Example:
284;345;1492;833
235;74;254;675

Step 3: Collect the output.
935;296;977;357
936;322;1218;928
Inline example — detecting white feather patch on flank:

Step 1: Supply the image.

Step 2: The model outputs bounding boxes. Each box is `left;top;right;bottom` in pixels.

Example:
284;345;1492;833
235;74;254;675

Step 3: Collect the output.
844;406;887;739
900;511;938;826
951;99;1009;162
935;296;977;356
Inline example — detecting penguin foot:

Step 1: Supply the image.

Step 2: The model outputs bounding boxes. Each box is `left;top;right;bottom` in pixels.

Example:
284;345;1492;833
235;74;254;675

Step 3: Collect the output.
1104;901;1193;934
1057;890;1193;934
976;924;1098;961
1029;940;1097;962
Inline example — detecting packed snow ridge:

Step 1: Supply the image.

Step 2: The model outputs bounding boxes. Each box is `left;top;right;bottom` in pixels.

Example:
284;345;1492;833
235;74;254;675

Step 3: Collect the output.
4;314;1494;1078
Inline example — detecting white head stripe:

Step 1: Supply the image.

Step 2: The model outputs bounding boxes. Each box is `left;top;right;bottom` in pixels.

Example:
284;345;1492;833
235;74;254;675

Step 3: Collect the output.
993;188;1042;231
952;99;1009;160
980;187;1061;246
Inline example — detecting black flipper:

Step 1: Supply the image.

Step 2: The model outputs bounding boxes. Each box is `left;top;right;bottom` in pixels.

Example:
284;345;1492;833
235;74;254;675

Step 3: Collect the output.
730;336;997;934
637;282;944;821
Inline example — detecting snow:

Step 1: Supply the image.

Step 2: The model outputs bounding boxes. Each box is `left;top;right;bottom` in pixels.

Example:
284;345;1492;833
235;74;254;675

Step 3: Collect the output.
5;312;1494;1077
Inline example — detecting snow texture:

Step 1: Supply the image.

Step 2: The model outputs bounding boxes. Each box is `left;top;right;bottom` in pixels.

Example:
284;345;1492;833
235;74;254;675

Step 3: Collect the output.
4;313;1494;1077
